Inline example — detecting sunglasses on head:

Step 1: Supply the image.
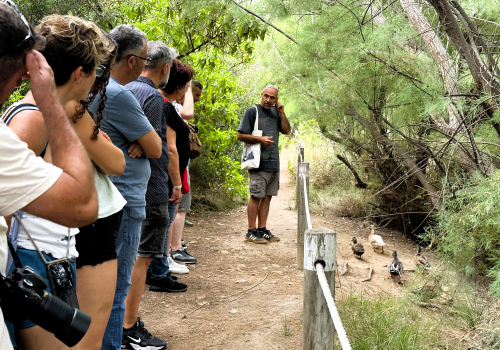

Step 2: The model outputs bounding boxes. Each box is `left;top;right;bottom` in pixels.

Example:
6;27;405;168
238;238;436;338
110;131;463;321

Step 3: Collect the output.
95;64;107;78
1;0;34;47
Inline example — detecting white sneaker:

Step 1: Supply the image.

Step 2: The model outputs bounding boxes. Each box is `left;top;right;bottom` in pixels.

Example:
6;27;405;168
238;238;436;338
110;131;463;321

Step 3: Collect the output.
168;256;189;274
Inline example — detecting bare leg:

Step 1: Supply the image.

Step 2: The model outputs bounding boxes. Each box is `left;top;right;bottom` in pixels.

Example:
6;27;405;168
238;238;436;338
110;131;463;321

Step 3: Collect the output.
165;206;178;258
247;196;260;229
123;256;153;329
75;260;117;350
257;195;272;229
18;326;70;350
170;211;186;252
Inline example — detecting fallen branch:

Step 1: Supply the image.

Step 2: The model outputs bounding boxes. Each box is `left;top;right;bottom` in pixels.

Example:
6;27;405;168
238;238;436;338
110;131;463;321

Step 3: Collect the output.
341;262;348;276
361;265;373;282
416;301;441;310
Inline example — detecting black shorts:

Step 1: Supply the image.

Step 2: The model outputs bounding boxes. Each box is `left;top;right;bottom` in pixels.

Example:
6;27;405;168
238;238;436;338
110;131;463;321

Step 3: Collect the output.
76;210;122;268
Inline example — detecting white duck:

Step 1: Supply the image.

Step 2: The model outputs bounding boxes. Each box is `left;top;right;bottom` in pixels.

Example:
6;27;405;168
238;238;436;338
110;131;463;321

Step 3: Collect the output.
368;224;386;254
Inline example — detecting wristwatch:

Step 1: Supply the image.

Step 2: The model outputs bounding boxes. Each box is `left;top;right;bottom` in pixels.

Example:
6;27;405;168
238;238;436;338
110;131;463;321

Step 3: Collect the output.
174;185;182;190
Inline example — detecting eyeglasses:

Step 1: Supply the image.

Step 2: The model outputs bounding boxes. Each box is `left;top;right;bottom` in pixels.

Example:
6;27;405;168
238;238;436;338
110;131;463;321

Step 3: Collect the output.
128;54;151;64
265;83;279;92
1;0;34;47
95;64;107;78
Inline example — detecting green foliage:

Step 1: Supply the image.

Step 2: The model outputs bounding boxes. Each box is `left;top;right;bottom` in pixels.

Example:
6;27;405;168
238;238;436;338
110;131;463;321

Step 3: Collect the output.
425;171;500;294
337;294;444;350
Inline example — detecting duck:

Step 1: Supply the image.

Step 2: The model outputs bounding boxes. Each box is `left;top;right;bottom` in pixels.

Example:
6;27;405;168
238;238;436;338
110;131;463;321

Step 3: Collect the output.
414;244;431;269
351;237;365;259
368;224;386;254
388;251;404;278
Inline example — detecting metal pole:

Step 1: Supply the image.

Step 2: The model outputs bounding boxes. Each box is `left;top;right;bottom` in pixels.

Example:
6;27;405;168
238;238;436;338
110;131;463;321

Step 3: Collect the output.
297;162;309;270
303;228;336;350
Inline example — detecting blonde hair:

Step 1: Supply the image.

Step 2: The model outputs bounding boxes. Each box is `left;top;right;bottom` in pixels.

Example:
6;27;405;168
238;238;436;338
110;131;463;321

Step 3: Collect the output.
37;15;114;86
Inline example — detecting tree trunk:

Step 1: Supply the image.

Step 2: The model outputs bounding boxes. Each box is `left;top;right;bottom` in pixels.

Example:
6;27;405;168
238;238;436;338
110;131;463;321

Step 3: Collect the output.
400;0;461;133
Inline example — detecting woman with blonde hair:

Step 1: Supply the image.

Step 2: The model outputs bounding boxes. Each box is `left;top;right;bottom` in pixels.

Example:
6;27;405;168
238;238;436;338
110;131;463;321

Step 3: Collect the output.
3;15;118;350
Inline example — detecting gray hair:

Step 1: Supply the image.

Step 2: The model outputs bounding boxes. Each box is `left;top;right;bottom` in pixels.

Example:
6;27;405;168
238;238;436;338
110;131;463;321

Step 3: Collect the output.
144;41;177;71
191;80;203;90
109;24;147;63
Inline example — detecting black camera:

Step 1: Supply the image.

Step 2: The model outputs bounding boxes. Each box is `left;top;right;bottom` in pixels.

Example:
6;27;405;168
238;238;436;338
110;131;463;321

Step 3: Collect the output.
189;123;199;133
0;266;91;347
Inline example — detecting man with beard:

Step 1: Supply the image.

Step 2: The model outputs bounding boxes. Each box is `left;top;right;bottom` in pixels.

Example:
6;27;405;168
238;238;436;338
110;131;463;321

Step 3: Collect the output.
237;84;291;244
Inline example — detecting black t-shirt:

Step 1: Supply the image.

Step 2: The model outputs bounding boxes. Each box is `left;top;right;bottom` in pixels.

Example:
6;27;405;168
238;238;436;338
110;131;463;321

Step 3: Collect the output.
165;101;190;175
237;104;283;172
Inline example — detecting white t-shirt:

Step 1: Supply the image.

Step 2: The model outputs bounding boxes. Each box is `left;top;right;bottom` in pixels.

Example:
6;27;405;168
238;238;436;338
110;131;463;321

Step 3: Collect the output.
0;121;63;350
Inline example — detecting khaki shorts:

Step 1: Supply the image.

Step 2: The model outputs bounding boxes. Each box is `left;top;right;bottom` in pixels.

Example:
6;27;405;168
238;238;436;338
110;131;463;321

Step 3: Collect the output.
249;171;280;198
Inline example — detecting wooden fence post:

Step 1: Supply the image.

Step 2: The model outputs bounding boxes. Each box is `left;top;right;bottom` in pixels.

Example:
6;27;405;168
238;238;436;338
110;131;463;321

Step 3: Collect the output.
303;228;336;350
296;144;304;209
297;162;309;270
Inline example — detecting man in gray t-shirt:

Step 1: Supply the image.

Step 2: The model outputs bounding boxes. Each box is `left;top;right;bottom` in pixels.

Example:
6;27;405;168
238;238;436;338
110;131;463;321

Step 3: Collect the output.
237;84;291;244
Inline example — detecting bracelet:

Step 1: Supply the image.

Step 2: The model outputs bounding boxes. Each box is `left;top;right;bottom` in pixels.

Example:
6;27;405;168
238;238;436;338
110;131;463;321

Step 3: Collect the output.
173;185;182;190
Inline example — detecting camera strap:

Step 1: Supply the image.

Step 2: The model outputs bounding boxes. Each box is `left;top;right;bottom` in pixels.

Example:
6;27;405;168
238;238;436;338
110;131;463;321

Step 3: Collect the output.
12;213;71;264
7;236;22;269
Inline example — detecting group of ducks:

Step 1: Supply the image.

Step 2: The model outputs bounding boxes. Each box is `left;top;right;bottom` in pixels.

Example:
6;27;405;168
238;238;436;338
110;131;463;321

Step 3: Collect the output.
350;225;430;279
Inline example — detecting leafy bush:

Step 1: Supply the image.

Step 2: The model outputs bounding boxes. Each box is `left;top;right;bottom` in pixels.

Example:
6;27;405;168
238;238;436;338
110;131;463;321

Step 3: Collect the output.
425;170;500;295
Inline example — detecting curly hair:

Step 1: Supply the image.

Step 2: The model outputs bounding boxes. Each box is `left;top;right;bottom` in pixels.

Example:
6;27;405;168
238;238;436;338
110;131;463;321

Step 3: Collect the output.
161;58;194;94
74;34;117;141
37;15;114;86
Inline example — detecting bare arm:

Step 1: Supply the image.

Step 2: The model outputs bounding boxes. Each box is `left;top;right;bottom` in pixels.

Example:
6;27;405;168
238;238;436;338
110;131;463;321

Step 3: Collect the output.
7;101;47;157
20;51;97;227
237;131;275;147
276;101;291;135
167;125;182;204
64;101;125;176
136;129;162;159
178;86;194;120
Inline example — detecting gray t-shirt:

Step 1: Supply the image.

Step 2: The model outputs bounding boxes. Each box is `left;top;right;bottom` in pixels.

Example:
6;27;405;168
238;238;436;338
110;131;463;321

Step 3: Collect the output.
238;104;283;172
89;77;153;207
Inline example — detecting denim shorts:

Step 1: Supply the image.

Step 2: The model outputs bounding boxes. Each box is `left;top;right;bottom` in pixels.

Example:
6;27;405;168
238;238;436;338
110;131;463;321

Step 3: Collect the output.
249;171;280;197
6;248;77;346
76;211;122;268
138;203;169;258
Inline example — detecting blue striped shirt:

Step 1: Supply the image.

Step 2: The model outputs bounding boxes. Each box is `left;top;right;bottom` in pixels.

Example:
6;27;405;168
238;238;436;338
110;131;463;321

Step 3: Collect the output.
126;76;170;204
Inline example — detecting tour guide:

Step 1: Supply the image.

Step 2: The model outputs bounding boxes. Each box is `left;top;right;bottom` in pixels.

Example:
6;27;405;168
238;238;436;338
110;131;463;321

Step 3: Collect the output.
237;83;291;244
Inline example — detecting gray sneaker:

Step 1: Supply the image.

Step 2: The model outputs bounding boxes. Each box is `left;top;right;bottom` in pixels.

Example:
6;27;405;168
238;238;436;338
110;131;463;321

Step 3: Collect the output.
184;219;194;227
245;229;267;244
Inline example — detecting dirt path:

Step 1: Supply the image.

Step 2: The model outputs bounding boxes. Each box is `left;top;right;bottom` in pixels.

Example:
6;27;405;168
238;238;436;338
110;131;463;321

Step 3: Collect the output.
139;146;427;349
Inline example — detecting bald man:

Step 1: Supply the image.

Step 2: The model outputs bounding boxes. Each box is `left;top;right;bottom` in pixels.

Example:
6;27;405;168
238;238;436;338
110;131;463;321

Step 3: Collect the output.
237;83;291;244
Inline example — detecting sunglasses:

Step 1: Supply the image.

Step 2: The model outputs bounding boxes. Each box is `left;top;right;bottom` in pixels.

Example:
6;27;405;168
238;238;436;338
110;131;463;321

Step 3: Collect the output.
128;54;151;64
265;83;279;92
1;0;34;47
95;64;107;78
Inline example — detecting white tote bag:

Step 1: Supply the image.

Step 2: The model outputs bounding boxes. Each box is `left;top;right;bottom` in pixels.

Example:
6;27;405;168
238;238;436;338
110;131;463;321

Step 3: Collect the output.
241;105;262;171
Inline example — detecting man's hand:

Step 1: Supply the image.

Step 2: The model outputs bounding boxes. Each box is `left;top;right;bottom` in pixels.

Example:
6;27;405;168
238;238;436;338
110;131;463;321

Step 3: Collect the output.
128;141;144;158
26;51;59;110
276;101;285;115
260;136;275;147
170;188;182;204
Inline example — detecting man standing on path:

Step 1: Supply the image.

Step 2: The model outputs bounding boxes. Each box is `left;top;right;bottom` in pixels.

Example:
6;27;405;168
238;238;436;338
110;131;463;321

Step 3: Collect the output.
237;83;291;244
89;25;162;350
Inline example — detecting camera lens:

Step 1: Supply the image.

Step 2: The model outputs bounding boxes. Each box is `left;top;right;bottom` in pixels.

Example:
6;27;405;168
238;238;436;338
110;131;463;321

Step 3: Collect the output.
30;292;91;347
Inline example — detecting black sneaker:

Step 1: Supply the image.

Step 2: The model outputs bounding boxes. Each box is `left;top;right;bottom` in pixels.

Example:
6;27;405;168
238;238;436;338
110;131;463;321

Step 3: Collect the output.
121;317;166;350
146;271;177;286
149;275;187;293
245;228;267;244
171;248;197;264
258;228;281;242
